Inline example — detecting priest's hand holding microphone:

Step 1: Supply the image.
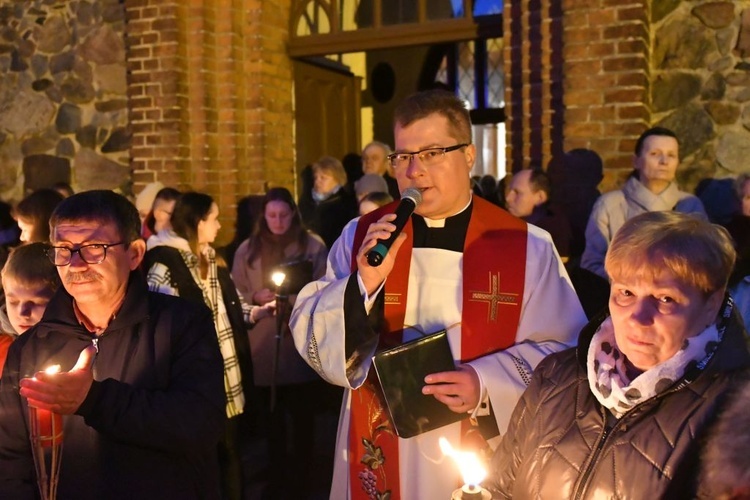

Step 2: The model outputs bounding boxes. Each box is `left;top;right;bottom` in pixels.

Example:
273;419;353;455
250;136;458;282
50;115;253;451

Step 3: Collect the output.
355;187;481;414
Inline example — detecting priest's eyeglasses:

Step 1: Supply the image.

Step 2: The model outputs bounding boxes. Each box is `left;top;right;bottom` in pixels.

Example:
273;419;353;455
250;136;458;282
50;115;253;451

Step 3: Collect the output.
46;242;126;266
387;143;469;169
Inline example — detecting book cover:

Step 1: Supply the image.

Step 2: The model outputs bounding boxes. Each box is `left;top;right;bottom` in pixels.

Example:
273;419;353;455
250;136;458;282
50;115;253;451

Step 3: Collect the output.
372;330;466;438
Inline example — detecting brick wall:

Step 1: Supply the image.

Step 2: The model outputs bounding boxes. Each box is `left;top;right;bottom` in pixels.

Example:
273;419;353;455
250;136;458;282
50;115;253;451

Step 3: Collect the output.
522;1;750;194
561;0;650;191
125;1;183;190
504;1;650;190
124;0;294;245
503;0;566;173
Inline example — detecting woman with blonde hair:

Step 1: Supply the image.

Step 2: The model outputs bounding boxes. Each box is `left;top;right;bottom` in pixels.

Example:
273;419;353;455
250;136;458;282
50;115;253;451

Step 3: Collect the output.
298;156;358;248
487;211;750;499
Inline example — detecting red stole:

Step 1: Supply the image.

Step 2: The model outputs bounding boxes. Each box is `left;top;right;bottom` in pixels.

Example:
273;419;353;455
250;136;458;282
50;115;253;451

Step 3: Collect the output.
347;196;527;500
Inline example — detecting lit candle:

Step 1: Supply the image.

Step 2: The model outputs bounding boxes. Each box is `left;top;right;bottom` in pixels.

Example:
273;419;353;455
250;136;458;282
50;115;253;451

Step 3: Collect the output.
269;271;286;413
271;271;286;289
28;364;64;500
439;437;492;500
30;365;64;448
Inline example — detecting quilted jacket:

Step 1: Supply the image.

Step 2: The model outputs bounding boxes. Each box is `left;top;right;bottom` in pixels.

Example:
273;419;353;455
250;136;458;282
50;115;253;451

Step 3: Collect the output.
486;306;750;500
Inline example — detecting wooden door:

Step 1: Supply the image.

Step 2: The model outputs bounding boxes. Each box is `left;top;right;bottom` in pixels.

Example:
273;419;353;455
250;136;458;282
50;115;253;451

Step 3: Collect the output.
293;60;361;199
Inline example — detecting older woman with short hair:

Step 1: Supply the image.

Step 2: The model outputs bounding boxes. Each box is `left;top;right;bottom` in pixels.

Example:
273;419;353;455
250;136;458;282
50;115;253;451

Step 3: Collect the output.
298;156;358;248
486;211;750;499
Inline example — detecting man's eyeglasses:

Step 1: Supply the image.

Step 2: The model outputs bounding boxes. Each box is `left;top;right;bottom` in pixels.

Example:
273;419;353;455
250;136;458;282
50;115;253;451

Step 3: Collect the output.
46;242;126;266
387;143;469;169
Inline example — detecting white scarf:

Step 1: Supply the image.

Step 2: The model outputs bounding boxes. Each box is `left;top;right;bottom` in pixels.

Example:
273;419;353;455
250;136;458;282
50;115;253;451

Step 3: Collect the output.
312;184;341;203
587;314;723;418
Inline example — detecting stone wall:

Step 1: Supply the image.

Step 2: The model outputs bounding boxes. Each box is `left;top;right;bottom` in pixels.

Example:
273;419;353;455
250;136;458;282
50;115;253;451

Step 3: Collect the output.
0;0;295;244
652;0;750;190
0;0;130;203
557;0;750;193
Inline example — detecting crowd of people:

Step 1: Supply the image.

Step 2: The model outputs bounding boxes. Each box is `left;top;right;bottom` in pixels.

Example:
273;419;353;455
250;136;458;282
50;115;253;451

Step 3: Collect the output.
0;88;749;500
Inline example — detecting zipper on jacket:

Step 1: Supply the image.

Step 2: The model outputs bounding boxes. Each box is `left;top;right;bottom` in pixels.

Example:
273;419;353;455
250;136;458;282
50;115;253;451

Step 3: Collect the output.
90;336;100;378
572;380;697;500
573;407;610;500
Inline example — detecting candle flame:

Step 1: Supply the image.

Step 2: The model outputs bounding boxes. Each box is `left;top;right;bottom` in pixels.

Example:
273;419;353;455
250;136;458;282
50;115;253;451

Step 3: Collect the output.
44;365;61;375
271;271;286;287
439;437;487;487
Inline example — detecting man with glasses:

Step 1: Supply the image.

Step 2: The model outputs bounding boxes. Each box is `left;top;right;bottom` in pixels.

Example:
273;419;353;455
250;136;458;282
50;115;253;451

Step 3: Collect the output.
0;190;225;499
290;89;587;499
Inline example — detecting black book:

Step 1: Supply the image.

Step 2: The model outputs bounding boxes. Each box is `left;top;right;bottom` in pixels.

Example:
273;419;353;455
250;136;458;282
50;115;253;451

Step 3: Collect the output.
372;330;466;439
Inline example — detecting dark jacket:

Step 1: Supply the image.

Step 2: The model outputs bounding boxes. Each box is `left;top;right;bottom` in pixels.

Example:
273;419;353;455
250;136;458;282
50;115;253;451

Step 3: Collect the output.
383;172;400;200
525;205;572;260
142;245;254;393
0;272;225;500
299;188;358;249
486;305;750;500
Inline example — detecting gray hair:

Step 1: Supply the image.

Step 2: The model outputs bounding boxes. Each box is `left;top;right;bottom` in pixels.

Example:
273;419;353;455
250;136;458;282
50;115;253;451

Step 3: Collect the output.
363;141;392;156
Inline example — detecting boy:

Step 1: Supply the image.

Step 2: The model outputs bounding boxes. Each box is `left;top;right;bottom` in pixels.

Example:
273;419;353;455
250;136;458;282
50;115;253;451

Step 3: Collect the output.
0;242;61;373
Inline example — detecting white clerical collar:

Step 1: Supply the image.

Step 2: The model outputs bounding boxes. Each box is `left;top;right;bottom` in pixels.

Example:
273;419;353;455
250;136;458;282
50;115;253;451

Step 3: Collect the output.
422;196;473;228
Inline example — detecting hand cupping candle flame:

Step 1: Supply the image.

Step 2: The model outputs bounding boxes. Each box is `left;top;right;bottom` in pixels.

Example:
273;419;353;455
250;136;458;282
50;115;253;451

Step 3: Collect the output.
26;345;97;500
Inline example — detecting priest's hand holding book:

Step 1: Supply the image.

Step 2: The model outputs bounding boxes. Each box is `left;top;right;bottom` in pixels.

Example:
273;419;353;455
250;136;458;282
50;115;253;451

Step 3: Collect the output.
422;364;481;414
356;212;482;421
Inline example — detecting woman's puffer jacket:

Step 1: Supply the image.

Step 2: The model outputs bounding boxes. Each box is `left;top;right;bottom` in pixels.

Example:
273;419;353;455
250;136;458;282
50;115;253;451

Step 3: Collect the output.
486;306;750;499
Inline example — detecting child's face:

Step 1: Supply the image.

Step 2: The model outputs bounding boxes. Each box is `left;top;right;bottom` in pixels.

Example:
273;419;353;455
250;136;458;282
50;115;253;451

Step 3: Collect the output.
359;200;380;216
3;277;55;334
17;218;34;243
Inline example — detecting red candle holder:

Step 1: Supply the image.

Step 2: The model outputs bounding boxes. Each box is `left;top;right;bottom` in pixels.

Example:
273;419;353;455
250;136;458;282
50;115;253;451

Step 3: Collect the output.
28;406;64;500
29;407;63;448
27;364;65;500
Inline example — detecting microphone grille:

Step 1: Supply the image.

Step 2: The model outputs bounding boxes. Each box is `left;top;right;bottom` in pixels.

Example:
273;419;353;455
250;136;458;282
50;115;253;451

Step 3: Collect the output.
401;188;423;206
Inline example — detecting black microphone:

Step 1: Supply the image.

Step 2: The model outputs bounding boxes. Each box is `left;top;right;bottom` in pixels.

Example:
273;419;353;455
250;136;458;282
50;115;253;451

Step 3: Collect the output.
366;188;423;267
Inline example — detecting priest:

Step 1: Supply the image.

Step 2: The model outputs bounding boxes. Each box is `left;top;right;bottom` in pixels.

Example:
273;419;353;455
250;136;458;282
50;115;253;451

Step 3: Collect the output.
290;89;587;500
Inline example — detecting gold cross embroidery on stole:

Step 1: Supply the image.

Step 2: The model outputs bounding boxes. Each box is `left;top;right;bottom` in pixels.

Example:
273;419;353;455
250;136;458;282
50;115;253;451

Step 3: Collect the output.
469;271;519;322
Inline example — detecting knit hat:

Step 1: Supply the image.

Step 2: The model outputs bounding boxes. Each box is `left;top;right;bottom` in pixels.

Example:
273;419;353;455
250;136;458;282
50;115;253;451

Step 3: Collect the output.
354;174;389;198
135;181;164;215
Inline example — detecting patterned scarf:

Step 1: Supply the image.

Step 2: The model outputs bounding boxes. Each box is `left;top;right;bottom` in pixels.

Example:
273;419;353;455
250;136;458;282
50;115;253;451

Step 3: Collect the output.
587;315;722;418
148;243;246;418
193;245;245;417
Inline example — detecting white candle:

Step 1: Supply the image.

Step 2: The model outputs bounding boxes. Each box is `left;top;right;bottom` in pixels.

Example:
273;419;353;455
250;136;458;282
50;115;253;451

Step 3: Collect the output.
440;437;492;500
